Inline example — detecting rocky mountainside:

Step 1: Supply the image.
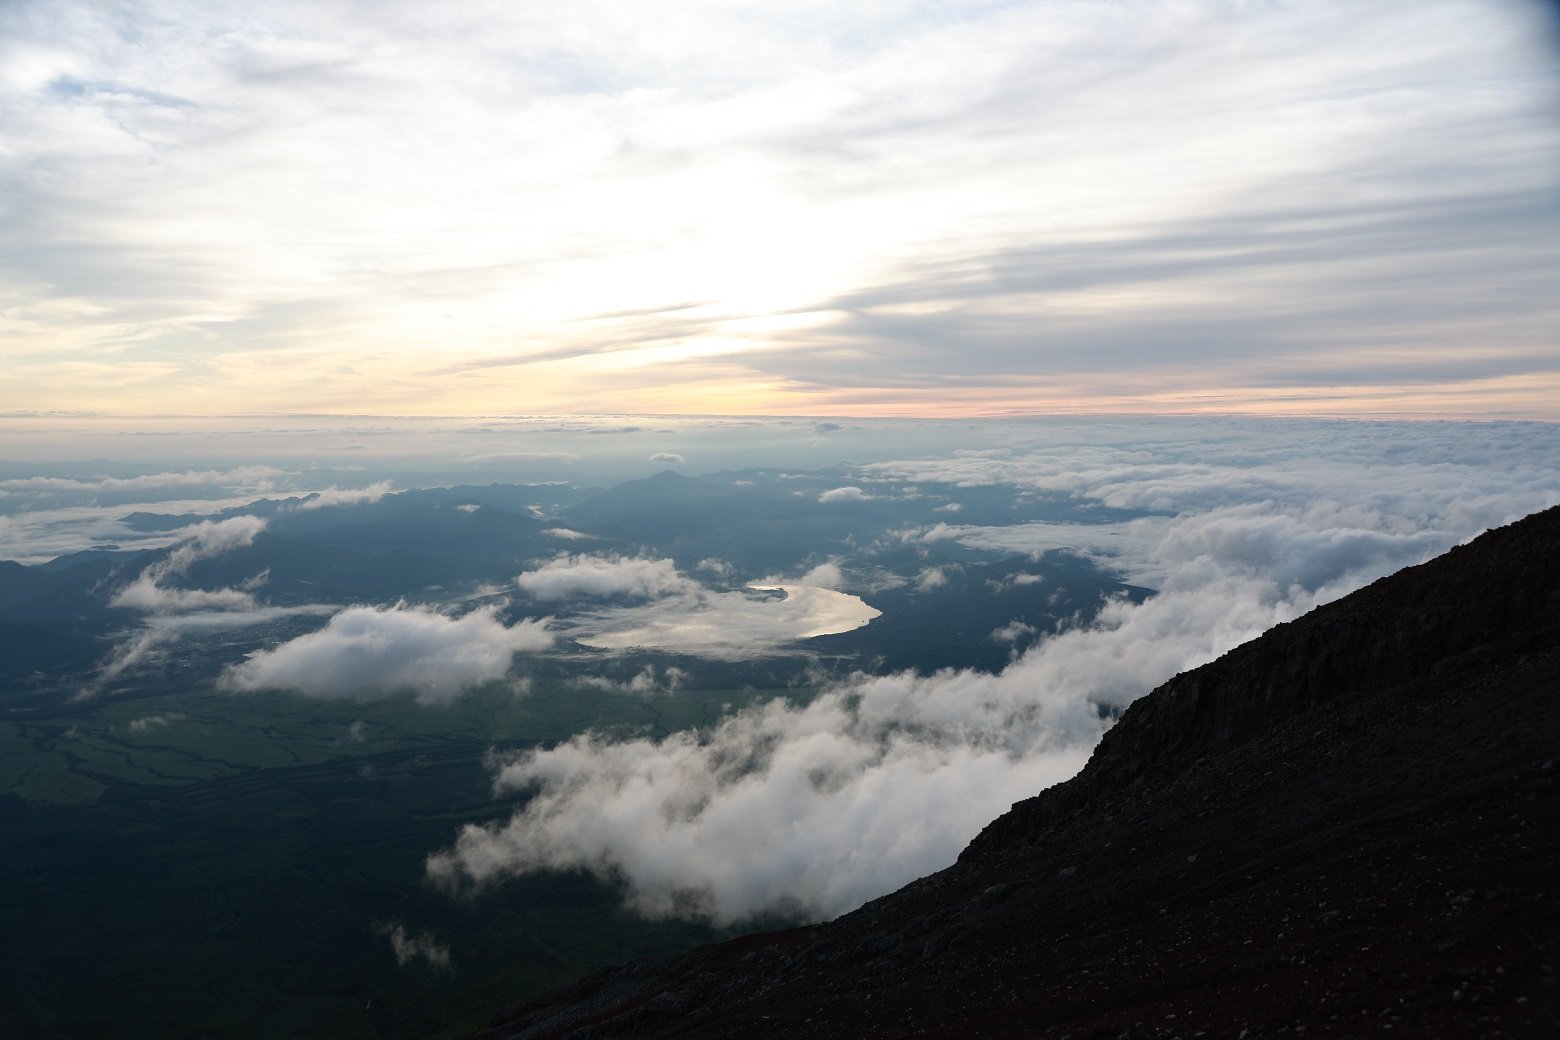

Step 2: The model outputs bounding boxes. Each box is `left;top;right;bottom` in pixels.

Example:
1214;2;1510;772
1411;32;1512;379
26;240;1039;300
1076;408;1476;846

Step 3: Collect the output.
465;506;1560;1040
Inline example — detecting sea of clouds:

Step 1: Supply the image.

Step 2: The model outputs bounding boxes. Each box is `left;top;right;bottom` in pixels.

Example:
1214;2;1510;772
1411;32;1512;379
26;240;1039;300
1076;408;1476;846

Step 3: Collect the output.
9;417;1556;925
427;419;1560;924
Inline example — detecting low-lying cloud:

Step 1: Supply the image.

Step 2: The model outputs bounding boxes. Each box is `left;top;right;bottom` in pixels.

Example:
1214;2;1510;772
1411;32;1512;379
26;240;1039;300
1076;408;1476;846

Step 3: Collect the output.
93;629;177;690
223;603;552;704
517;554;698;601
294;480;393;510
430;424;1560;925
110;516;268;615
0;466;286;494
127;712;186;734
141;603;339;631
795;561;843;589
990;620;1036;645
79;516;274;696
113;583;259;614
916;566;948;591
423;512;1454;921
541;527;593;541
574;665;687;696
428;663;1099;923
377;922;453;973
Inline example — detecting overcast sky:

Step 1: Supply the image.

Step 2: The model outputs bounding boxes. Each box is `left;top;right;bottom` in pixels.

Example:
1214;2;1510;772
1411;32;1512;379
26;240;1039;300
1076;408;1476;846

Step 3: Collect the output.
3;0;1557;418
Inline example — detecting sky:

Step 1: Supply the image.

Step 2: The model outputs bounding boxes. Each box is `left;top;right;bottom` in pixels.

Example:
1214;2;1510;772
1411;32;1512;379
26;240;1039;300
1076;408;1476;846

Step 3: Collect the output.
3;0;1558;420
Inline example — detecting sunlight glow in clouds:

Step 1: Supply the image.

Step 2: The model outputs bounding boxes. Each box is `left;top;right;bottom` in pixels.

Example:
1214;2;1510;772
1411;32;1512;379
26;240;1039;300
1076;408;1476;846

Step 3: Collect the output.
514;553;880;654
2;1;1557;417
578;584;881;653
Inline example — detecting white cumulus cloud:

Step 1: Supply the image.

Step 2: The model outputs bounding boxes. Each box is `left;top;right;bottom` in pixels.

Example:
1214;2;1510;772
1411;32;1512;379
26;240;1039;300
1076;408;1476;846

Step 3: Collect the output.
541;527;595;541
293;480;394;510
916;566;948;591
223;603;552;705
990;620;1037;645
428;667;1099;924
516;554;698;600
796;561;844;588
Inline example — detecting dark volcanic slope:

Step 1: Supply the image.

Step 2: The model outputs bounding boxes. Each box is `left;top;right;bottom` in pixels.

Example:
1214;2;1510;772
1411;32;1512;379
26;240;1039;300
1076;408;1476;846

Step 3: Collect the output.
471;507;1560;1040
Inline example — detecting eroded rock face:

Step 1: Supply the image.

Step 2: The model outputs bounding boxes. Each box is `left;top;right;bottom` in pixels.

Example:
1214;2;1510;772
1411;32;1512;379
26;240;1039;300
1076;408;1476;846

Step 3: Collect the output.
469;507;1560;1040
974;503;1560;848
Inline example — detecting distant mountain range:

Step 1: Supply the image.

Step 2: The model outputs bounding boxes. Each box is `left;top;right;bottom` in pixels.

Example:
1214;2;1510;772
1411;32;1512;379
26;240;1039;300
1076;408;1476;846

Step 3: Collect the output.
466;505;1560;1039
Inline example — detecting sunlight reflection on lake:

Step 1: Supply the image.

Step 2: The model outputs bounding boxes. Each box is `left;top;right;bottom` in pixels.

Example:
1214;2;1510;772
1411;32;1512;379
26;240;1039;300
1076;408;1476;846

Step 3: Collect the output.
575;584;880;653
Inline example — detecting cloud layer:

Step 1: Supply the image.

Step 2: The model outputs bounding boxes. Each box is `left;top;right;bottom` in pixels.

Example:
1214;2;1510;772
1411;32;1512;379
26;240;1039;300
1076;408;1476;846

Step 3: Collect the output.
223;604;552;704
430;422;1560;924
0;466;285;496
428;554;1304;922
429;683;1097;923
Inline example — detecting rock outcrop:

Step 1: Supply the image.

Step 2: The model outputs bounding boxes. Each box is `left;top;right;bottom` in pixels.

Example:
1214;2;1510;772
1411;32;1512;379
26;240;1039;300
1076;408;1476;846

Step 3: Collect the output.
467;506;1560;1040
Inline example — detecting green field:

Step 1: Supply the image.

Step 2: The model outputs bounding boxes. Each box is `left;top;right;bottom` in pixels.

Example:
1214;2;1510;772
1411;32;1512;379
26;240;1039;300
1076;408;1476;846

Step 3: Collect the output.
0;680;797;1039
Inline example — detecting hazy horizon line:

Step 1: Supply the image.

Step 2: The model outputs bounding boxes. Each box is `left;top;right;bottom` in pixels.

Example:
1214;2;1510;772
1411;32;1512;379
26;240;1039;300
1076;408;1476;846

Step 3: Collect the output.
3;410;1556;425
